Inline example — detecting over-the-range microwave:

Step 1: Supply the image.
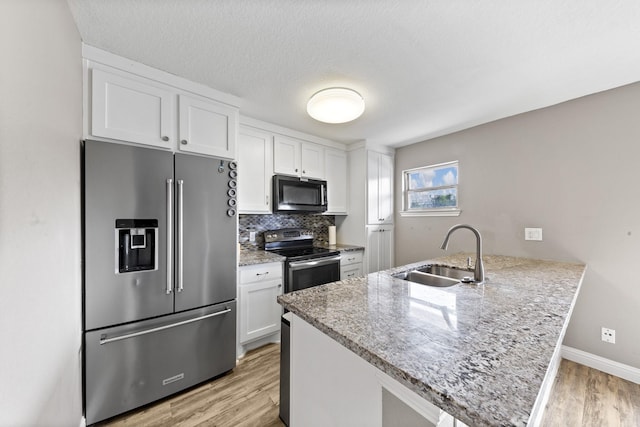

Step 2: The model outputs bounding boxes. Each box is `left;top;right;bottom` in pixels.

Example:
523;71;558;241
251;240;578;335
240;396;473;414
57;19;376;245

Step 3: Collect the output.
272;174;328;213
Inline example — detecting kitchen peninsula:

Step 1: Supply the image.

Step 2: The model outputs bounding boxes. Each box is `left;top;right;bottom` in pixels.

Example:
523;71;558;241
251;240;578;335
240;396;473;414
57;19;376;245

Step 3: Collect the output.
278;253;586;427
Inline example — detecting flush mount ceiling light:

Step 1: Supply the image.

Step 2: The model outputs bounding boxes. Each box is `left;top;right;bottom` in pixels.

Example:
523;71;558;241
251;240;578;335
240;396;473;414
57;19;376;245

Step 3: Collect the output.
307;87;365;124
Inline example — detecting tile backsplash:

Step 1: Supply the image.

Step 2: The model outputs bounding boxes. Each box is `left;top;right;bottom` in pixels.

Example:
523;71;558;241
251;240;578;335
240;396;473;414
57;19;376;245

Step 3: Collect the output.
239;214;335;249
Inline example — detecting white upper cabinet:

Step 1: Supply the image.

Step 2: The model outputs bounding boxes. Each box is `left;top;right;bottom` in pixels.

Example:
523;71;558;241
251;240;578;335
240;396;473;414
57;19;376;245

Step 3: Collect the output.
324;148;348;214
273;135;300;176
300;143;324;179
274;135;325;179
91;68;174;149
367;151;394;225
178;94;238;159
85;49;239;160
237;126;273;214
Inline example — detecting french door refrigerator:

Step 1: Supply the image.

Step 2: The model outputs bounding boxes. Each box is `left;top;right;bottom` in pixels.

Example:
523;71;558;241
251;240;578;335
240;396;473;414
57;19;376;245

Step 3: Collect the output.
83;140;237;425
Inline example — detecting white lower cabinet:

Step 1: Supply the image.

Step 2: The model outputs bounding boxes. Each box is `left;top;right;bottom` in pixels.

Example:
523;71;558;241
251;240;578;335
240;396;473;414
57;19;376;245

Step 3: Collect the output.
238;263;283;353
340;250;364;280
366;225;394;273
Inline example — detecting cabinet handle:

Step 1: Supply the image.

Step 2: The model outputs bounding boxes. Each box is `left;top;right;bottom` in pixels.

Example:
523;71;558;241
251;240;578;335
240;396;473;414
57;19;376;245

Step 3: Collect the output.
162;136;169;142
256;272;270;276
181;139;188;145
347;257;356;262
266;195;269;205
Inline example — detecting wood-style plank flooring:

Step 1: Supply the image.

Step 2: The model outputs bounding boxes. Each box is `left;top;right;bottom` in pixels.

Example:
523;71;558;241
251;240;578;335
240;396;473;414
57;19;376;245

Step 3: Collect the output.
542;358;640;426
98;344;639;426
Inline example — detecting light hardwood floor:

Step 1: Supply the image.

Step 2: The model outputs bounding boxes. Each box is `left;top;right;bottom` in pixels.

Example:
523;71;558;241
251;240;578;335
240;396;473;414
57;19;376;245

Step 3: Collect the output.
99;344;639;427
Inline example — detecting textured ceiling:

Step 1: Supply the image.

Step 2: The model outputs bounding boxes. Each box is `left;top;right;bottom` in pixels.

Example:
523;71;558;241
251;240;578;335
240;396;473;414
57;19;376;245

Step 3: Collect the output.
67;0;640;147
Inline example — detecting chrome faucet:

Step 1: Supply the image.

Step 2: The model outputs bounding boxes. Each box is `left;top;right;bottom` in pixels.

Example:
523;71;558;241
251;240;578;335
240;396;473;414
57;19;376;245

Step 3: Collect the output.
440;224;485;284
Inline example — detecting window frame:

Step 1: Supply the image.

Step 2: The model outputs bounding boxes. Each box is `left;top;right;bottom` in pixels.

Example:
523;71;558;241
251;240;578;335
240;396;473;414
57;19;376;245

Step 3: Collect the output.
400;160;461;217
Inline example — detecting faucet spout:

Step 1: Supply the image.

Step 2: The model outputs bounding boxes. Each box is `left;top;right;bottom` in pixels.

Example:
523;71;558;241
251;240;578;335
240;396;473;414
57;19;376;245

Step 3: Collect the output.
440;224;485;284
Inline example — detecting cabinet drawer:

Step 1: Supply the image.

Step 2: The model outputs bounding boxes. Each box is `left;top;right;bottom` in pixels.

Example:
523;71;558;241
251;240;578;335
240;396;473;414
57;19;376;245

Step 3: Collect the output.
340;250;364;266
340;265;364;280
239;262;282;284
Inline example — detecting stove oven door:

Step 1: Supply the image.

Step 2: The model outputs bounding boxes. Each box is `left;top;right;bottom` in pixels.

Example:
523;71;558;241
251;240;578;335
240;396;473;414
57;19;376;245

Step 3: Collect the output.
286;255;341;293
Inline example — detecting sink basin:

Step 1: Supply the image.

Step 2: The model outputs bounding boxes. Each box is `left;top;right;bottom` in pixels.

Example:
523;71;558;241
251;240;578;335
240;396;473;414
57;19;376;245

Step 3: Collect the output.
417;265;474;281
392;270;460;287
392;264;475;287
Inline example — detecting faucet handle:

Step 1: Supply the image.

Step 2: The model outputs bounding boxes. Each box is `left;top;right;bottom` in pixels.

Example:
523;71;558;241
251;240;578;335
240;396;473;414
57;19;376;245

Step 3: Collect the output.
467;256;472;268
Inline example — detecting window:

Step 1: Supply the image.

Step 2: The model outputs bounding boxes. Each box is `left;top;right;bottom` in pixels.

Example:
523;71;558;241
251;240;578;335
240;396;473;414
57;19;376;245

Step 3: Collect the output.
401;161;461;216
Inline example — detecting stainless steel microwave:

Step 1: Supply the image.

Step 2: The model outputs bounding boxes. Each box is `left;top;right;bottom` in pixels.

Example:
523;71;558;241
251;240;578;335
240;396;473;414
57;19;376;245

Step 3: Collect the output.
272;175;328;213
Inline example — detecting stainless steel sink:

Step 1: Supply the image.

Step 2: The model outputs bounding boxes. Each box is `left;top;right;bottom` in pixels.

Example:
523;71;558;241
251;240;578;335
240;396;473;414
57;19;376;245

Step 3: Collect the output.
392;264;475;287
417;265;474;281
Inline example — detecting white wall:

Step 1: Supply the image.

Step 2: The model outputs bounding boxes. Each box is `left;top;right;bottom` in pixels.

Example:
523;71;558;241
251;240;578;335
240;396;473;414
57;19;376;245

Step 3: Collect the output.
394;82;640;369
0;0;82;425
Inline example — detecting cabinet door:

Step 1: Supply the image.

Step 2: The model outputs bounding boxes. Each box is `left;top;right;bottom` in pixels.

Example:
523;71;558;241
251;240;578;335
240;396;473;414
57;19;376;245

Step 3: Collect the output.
239;279;283;344
91;68;174;149
366;226;394;273
324;149;348;214
301;143;324;179
274;135;301;176
378;153;394;224
178;94;238;159
238;127;273;213
367;151;394;224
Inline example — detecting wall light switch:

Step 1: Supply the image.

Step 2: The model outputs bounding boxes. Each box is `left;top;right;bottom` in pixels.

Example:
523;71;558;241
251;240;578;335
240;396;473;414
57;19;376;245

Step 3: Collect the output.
525;228;543;241
249;231;256;242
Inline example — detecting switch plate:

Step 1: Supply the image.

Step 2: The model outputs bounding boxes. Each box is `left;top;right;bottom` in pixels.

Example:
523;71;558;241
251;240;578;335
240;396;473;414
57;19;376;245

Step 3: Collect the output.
524;228;543;241
249;231;256;242
601;327;615;344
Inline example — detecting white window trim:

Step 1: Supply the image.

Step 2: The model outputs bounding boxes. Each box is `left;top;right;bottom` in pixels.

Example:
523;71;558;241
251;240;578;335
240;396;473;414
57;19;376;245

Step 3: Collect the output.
400;208;461;217
401;161;461;217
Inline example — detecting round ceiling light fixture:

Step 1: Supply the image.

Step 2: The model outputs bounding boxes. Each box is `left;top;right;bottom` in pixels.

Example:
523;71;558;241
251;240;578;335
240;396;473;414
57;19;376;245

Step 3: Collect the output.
306;87;365;124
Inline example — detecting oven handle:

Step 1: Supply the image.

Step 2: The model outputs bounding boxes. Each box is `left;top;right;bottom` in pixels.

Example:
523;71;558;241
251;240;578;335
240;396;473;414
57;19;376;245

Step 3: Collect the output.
288;255;341;269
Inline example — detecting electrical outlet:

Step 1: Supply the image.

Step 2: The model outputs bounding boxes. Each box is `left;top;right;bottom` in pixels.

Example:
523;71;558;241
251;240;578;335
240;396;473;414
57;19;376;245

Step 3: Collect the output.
249;231;256;242
524;228;543;241
601;327;615;344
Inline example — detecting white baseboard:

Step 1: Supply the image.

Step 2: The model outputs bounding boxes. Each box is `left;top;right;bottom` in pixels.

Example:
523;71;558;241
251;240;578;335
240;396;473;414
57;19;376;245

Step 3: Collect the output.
79;416;86;427
561;345;640;384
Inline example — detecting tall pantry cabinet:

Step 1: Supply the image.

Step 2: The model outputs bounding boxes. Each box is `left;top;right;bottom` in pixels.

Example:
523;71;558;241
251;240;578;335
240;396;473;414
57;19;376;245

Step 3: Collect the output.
336;145;395;273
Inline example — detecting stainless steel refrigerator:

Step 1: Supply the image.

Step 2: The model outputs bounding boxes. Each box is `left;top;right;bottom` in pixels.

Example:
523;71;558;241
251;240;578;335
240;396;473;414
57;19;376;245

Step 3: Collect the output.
82;140;237;425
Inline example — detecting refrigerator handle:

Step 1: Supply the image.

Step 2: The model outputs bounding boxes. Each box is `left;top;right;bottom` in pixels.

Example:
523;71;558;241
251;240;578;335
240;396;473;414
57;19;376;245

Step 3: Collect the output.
166;178;173;295
177;179;184;292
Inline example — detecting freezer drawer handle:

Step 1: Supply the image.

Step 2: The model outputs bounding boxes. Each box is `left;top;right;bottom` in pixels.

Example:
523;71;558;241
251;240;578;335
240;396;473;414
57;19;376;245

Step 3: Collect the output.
99;307;232;345
166;178;174;294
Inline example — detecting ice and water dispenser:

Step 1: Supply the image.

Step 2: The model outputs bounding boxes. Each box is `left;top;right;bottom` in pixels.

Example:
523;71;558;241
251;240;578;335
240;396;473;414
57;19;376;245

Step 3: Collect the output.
115;219;158;274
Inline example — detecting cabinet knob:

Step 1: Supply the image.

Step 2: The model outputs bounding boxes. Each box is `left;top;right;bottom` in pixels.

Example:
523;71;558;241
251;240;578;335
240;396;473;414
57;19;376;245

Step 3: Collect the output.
278;284;282;288
303;170;306;174
181;139;188;145
161;136;169;142
295;168;299;172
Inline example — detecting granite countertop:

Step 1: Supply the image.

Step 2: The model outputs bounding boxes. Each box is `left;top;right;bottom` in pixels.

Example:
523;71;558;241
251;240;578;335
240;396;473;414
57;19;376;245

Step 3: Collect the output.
320;243;365;252
278;253;586;426
239;244;364;266
238;248;285;266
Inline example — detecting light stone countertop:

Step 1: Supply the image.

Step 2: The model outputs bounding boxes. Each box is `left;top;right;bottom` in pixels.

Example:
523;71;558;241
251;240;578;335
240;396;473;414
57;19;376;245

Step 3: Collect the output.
238;244;364;267
278;253;586;427
238;249;285;266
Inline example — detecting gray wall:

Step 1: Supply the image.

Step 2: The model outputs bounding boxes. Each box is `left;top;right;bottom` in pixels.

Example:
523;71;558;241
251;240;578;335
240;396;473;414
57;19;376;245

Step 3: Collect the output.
0;0;83;424
395;82;640;369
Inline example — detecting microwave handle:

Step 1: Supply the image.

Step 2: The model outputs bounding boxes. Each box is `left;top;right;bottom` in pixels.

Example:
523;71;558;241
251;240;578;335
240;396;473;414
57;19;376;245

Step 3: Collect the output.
322;184;326;205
